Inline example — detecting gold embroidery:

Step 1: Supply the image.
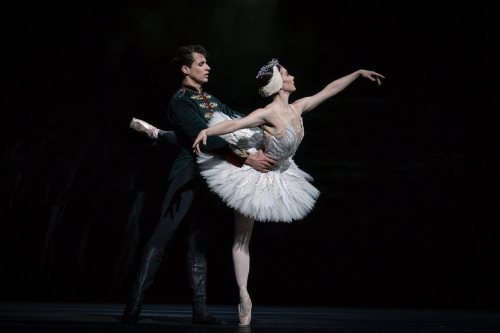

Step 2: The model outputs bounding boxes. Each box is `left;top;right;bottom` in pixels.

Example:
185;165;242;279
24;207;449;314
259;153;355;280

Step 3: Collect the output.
230;145;249;158
192;92;218;118
198;102;218;110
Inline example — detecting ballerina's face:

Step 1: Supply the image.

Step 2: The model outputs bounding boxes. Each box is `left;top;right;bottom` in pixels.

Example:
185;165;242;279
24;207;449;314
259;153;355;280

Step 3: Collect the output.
280;66;296;93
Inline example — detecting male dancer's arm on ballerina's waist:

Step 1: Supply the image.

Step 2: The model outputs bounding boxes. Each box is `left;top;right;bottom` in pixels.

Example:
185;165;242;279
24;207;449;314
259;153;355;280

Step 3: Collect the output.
169;101;248;166
202;108;274;171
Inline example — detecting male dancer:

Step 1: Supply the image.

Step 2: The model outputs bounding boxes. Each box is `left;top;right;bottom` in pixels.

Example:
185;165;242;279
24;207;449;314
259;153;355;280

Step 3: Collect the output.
122;44;275;324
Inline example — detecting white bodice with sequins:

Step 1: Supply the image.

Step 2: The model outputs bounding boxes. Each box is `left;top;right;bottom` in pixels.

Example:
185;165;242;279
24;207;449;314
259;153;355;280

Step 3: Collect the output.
263;117;304;172
197;112;319;223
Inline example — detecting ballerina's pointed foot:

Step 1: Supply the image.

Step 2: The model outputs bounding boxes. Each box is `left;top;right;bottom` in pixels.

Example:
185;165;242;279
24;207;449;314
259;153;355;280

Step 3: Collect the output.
129;118;159;140
238;293;252;326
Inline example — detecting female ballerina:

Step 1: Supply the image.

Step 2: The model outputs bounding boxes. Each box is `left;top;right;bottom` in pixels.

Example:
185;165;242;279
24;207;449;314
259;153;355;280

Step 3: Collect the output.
131;59;384;325
192;59;385;325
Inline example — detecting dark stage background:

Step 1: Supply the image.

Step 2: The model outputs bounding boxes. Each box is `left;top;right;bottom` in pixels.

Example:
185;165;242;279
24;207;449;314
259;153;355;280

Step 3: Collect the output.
2;1;499;310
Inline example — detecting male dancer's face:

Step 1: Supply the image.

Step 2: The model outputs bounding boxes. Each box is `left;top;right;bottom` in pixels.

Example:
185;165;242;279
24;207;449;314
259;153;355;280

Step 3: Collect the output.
184;52;211;86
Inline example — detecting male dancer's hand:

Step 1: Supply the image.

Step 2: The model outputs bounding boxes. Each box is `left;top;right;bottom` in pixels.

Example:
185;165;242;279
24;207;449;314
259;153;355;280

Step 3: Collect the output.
245;149;276;173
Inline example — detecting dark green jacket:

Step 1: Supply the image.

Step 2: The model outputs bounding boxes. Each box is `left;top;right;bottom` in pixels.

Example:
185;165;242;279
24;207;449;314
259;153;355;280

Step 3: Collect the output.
167;87;244;180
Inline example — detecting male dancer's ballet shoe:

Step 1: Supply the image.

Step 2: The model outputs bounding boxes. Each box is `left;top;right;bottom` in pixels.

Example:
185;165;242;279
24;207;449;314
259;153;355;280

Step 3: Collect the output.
192;313;227;325
129;118;159;140
192;299;227;325
238;294;252;326
121;297;142;324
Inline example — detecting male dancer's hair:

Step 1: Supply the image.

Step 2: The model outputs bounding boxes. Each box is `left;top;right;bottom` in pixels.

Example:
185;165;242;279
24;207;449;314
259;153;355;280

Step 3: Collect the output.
171;44;208;71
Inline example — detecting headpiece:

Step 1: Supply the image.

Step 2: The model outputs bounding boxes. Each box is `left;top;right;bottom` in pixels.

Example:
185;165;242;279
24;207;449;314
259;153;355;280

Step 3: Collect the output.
256;58;283;97
256;58;280;79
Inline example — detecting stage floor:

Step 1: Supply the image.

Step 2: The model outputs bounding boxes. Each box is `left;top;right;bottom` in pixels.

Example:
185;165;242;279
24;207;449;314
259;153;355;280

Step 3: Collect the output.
1;303;499;332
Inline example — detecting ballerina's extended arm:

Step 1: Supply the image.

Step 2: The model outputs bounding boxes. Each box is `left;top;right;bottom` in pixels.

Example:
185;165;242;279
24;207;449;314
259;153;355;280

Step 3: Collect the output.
294;69;385;114
193;108;268;155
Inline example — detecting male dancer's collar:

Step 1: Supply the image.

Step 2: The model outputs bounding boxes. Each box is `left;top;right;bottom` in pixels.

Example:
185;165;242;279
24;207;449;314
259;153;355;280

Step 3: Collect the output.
181;83;203;94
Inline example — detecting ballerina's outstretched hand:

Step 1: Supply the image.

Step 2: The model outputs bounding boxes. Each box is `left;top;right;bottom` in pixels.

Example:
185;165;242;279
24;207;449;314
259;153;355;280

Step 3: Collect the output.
358;69;385;86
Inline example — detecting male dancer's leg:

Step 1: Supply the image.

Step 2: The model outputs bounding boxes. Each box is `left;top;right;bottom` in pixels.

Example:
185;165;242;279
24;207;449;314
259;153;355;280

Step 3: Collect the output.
186;178;226;324
122;162;196;324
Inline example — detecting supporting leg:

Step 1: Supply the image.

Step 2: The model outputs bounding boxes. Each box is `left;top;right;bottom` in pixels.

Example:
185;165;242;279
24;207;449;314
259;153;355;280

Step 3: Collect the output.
232;212;254;326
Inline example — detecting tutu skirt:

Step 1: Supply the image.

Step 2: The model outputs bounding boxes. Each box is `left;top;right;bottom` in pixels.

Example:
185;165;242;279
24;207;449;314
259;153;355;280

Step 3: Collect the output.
197;112;320;222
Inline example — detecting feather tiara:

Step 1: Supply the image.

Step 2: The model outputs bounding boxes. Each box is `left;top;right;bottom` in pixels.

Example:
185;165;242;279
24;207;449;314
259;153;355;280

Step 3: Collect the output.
256;58;280;79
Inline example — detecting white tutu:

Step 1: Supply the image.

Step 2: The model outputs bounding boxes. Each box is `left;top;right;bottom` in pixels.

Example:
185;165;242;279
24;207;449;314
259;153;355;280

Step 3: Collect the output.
197;112;320;223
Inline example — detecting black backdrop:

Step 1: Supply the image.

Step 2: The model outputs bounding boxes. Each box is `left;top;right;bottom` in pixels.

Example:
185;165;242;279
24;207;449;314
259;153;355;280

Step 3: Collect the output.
2;0;499;309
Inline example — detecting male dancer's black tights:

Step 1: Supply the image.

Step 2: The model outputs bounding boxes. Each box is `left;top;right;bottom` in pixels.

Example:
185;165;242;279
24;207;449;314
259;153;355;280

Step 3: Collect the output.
123;161;221;322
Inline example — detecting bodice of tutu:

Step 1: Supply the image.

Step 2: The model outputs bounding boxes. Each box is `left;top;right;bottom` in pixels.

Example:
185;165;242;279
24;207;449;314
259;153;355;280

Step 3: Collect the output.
263;123;303;172
213;111;305;173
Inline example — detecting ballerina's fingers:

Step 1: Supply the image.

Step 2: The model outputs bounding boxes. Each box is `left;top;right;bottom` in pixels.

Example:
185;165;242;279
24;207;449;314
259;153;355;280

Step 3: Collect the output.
197;141;204;154
372;72;385;85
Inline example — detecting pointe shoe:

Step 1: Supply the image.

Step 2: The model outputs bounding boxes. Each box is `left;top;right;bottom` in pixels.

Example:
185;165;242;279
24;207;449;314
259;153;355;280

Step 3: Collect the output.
129;118;159;140
238;294;252;326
